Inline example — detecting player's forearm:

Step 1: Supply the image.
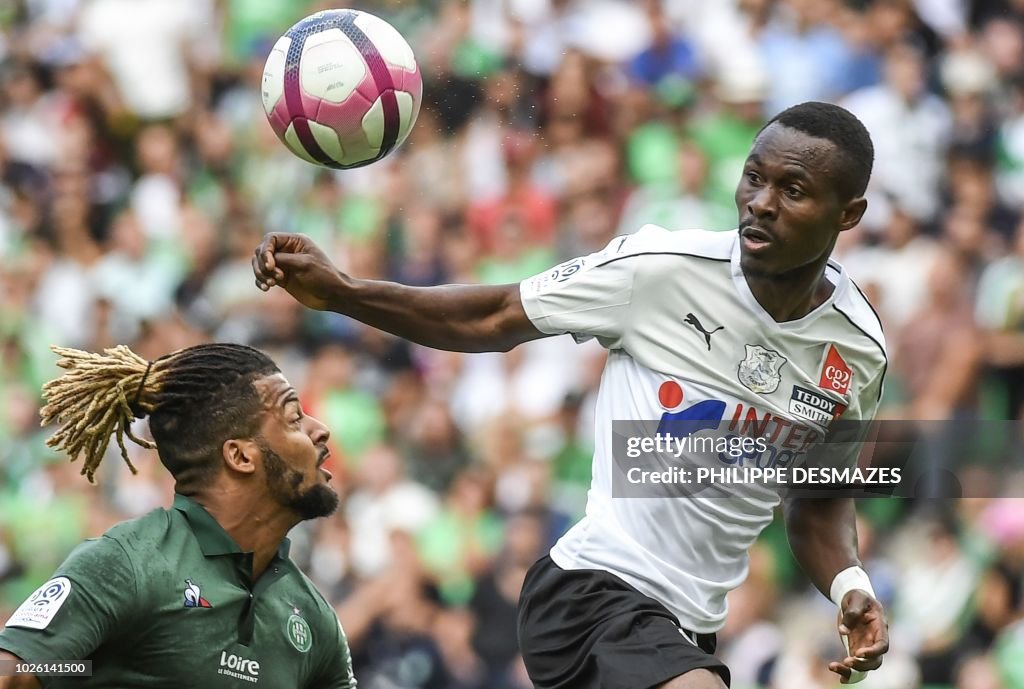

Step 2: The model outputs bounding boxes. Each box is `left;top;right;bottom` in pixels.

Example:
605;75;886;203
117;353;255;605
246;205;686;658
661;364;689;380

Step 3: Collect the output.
0;652;41;689
784;497;861;598
327;276;543;353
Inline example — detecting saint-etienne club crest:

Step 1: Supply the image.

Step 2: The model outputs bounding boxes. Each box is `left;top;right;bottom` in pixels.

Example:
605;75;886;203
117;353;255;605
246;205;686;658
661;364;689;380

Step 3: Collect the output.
737;344;787;394
286;610;313;653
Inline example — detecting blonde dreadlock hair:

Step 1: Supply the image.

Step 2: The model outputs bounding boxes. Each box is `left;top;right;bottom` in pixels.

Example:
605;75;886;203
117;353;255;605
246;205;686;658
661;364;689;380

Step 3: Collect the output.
41;342;279;486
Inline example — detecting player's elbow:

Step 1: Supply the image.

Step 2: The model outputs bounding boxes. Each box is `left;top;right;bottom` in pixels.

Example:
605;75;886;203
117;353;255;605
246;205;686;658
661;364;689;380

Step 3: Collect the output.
471;316;526;353
472;287;541;353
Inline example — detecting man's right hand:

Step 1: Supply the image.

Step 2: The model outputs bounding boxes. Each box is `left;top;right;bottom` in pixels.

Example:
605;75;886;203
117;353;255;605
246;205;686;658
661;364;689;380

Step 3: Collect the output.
252;233;342;311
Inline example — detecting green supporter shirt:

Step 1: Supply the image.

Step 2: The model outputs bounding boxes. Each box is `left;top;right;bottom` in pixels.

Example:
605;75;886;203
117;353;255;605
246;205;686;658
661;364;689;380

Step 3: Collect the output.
0;495;356;689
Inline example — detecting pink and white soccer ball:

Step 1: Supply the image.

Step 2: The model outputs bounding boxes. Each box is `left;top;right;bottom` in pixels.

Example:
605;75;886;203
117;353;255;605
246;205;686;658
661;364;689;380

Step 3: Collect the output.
261;9;422;169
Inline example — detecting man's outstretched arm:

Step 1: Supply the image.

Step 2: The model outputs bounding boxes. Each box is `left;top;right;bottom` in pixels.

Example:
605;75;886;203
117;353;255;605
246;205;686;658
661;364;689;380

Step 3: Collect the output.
784;496;889;684
252;233;547;353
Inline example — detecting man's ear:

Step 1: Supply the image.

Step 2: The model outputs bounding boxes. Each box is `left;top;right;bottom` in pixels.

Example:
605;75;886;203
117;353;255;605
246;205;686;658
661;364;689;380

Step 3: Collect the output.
222;438;259;476
839;197;868;233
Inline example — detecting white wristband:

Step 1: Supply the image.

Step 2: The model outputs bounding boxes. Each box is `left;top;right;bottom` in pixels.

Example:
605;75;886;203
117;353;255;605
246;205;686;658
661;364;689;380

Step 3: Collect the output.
830;566;875;608
832;566;875;684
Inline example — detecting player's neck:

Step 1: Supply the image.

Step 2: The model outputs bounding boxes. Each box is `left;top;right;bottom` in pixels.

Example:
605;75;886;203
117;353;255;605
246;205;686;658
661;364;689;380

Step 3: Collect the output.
193;489;297;579
744;261;834;323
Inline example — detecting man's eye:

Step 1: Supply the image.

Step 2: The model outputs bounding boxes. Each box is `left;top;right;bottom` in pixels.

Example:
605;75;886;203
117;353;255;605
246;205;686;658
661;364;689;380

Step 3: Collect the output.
786;187;804;199
746;171;762;185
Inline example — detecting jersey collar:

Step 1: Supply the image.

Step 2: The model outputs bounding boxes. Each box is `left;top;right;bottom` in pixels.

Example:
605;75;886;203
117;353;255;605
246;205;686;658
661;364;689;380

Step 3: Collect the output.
172;494;292;560
729;230;848;331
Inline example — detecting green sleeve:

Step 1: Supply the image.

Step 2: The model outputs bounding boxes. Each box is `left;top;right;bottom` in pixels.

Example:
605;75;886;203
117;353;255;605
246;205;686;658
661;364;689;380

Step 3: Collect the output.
311;614;357;689
0;536;141;665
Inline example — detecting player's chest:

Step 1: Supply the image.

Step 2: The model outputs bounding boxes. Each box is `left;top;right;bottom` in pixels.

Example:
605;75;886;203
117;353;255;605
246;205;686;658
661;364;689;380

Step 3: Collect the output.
627;301;855;425
114;567;322;687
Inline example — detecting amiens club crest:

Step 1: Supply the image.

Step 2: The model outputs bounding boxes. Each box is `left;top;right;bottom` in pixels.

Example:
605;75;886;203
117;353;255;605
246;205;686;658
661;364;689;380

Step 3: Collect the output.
737;344;787;394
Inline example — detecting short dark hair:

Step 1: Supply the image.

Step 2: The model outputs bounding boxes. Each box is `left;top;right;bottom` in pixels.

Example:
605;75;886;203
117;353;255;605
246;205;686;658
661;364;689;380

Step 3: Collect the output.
43;343;280;490
760;102;874;199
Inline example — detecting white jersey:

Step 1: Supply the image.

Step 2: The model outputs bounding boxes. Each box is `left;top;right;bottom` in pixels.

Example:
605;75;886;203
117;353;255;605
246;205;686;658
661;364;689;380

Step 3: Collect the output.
519;226;887;633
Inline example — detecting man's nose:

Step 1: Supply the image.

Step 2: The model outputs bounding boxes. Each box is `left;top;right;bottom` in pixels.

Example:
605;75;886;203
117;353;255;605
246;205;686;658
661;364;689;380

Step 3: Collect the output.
747;185;778;220
306;415;330;446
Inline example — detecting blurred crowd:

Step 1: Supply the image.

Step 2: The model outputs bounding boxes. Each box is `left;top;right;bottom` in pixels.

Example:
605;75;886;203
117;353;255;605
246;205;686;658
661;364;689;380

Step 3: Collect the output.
0;0;1023;688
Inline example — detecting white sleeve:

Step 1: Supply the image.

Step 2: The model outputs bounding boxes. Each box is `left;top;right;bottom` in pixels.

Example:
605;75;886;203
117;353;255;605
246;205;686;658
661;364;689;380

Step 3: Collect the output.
519;235;642;349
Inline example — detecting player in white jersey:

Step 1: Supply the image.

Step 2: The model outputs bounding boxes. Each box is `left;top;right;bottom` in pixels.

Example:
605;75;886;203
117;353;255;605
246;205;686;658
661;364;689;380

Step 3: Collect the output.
253;101;890;688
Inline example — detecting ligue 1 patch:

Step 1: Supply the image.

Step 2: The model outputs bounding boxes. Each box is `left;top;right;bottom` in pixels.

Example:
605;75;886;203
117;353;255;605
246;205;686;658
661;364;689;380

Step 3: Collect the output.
520;256;588;298
6;577;72;630
548;257;587;283
737;344;787;394
789;385;846;425
819;344;853;395
287;614;313;653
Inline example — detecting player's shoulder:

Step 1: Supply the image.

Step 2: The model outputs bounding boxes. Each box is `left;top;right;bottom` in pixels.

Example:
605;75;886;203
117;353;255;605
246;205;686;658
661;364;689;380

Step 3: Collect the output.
62;532;134;566
831;265;888;366
288;562;340;628
90;507;180;579
51;532;139;594
102;506;174;549
597;225;735;265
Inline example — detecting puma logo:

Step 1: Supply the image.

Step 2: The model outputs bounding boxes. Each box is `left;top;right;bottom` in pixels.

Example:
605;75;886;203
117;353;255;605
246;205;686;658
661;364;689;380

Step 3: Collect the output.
684;313;724;351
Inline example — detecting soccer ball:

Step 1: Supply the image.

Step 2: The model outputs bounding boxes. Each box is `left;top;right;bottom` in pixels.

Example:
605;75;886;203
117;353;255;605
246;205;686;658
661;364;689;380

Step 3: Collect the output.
261;9;422;169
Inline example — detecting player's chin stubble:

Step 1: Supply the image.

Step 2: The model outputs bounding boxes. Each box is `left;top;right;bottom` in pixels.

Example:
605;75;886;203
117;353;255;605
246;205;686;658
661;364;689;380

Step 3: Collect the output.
259;440;340;520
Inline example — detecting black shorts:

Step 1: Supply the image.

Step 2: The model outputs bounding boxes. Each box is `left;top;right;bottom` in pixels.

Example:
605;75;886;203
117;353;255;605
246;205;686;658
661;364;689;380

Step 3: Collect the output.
517;555;731;689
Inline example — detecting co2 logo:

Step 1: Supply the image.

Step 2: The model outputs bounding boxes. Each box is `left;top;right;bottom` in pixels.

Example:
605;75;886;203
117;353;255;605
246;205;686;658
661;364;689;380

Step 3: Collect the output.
824;365;851;391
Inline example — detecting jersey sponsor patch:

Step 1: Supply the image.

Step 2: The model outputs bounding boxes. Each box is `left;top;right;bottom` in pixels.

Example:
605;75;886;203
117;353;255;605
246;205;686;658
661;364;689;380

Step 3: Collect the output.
789;385;846;425
819;344;853;395
218;651;261;682
6;577;72;630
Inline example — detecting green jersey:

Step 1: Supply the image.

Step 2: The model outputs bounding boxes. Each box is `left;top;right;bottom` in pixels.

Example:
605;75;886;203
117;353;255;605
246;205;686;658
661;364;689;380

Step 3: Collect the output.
0;495;356;688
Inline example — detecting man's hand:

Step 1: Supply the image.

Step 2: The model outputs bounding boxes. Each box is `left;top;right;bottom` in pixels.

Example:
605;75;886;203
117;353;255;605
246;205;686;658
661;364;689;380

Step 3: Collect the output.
828;590;889;684
252;233;342;311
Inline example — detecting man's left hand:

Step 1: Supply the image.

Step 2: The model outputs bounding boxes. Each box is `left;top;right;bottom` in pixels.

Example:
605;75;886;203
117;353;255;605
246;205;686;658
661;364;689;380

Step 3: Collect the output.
827;590;889;684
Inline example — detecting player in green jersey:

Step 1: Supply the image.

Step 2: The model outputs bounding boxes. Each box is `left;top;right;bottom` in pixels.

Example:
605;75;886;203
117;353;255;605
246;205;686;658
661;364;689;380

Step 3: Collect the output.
0;343;356;689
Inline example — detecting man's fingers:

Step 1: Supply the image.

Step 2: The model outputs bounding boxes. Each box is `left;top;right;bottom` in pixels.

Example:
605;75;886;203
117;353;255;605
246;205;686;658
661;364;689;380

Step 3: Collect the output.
832;660;870;685
253;236;291;284
845;652;883;669
853;638;889;659
255;234;285;277
252;253;272;285
272;252;310;272
828;662;852;679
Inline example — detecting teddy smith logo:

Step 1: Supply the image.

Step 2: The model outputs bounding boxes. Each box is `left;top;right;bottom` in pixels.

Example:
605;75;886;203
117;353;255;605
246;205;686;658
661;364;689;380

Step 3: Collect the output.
789;385;846;425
